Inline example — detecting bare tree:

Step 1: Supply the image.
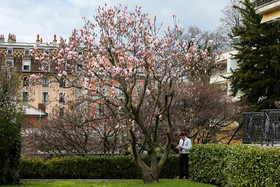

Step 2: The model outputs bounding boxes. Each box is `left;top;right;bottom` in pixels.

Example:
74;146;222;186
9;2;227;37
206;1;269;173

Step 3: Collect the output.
183;25;229;52
220;0;243;36
22;103;121;155
170;82;242;144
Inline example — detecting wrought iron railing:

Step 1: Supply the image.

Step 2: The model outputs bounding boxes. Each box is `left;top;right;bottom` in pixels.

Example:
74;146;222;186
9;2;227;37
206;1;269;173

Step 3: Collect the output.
242;109;280;145
256;0;275;7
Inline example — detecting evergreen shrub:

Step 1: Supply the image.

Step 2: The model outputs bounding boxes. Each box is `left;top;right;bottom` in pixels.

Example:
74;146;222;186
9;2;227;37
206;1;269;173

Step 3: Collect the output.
190;144;280;186
20;155;179;179
20;144;280;186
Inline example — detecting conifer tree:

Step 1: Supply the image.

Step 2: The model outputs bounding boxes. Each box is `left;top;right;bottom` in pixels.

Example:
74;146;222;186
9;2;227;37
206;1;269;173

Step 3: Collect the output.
229;0;280;110
0;65;24;185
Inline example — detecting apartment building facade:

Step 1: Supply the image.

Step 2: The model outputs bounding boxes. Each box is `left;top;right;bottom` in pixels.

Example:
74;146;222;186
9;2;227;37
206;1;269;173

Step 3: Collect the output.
0;34;76;123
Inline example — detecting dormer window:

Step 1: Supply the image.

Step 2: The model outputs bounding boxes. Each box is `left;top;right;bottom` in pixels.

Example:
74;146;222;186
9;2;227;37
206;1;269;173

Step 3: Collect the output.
7;49;13;55
22;59;31;71
24;50;29;56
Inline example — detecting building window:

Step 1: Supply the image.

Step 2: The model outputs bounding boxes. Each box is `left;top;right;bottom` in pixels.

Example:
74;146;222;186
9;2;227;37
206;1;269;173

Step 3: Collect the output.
59;107;65;117
76;64;83;72
23;92;29;102
22;59;31;71
5;58;14;66
42;92;49;102
134;83;143;97
59;92;65;103
95;103;109;117
7;49;13;55
63;62;67;70
116;84;124;97
23;77;29;87
42;78;49;87
59;78;65;88
24;50;29;56
42;62;50;72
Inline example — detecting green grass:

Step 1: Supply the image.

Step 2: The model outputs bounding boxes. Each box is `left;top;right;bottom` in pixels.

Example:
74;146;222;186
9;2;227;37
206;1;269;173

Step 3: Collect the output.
3;179;217;187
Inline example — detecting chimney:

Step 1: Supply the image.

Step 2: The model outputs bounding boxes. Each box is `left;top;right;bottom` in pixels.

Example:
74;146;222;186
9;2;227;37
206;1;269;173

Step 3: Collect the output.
38;103;46;113
0;34;4;43
8;33;16;43
53;34;57;44
36;34;40;43
40;38;42;43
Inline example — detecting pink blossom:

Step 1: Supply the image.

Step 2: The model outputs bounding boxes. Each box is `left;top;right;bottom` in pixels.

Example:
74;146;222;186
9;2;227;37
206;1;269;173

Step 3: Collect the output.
146;89;150;95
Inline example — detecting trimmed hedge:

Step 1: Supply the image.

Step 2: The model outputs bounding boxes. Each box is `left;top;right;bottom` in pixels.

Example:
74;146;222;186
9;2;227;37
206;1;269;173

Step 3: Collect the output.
20;145;280;186
190;144;280;187
20;155;179;179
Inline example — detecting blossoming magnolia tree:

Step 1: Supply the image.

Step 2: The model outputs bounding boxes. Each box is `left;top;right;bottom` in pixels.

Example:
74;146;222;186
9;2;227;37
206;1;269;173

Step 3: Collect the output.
31;4;216;183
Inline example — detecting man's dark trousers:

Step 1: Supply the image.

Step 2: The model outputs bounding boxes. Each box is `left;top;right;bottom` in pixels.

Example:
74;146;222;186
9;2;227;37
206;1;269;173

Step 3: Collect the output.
179;153;189;179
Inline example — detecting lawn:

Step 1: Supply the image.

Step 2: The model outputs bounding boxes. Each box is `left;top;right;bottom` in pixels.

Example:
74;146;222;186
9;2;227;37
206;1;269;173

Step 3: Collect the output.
3;179;217;187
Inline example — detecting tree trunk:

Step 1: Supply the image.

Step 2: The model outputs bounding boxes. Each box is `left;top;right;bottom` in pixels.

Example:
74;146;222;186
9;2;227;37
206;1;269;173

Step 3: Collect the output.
141;164;160;183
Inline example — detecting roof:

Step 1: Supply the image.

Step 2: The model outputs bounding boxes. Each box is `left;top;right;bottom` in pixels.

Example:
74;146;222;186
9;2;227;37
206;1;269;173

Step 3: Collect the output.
23;104;47;116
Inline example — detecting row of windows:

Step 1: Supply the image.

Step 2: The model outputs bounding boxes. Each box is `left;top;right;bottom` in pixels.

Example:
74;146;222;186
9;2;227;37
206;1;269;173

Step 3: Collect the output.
5;59;32;71
6;49;30;56
23;77;65;87
22;92;66;103
4;49;83;56
5;59;83;72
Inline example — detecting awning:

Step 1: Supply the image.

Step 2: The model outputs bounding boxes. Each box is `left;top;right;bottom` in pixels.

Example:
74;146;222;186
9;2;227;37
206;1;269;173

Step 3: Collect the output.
261;9;280;23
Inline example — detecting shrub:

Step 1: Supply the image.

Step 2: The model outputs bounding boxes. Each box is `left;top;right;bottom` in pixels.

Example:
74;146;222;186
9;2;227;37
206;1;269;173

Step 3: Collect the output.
20;144;280;186
20;155;178;179
190;144;280;187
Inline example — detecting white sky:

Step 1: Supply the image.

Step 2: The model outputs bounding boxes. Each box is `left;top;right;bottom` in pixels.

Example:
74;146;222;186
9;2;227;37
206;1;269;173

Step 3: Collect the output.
0;0;230;43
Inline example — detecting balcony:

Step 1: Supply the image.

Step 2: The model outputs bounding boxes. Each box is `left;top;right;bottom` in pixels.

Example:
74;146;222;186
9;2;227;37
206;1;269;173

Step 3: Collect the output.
255;0;280;23
256;0;274;7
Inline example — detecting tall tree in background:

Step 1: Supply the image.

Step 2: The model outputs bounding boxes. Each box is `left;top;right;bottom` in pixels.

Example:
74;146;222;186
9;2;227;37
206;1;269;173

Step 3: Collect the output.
219;0;243;37
32;4;216;183
0;65;25;185
183;25;228;52
229;0;280;110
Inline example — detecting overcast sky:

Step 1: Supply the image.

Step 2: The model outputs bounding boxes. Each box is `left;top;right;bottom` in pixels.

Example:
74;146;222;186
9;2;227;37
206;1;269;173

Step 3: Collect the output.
0;0;230;43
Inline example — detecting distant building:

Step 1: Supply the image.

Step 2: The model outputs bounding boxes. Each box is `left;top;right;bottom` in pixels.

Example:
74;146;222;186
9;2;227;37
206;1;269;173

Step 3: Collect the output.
255;0;280;23
0;34;75;124
210;49;239;97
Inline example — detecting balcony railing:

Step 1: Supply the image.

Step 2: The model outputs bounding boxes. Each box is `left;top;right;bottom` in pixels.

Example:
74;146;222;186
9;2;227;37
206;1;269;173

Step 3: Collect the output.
256;0;275;7
242;109;280;145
